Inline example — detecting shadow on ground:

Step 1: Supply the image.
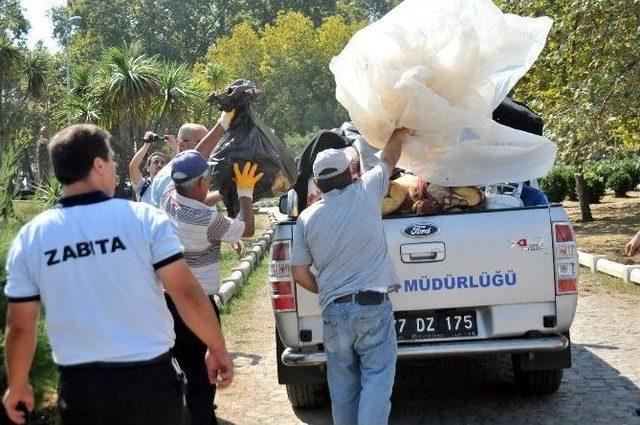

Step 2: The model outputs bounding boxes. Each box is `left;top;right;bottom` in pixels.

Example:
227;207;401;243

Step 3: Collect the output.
293;345;640;425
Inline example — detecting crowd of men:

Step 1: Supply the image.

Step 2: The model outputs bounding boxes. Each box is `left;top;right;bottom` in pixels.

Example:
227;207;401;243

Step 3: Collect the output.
2;109;264;425
3;104;640;425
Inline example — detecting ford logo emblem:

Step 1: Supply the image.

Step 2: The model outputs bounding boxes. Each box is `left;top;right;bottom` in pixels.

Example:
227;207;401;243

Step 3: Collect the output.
402;223;439;238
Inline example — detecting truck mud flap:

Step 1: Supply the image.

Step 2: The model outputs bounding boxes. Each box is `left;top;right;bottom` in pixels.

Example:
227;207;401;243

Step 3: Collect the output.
276;330;326;385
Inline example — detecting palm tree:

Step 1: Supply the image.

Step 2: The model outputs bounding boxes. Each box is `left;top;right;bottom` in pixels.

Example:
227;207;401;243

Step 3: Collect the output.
0;37;24;152
206;62;229;92
70;65;92;97
96;43;159;155
58;95;101;125
204;62;230;127
23;50;51;100
153;63;203;129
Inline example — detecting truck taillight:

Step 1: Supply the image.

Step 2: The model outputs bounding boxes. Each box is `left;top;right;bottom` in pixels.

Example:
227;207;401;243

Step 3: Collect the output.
553;222;578;294
269;240;296;312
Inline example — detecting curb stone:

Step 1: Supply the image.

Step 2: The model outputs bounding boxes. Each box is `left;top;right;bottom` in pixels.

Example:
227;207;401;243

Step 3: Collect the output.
578;250;640;285
214;209;280;308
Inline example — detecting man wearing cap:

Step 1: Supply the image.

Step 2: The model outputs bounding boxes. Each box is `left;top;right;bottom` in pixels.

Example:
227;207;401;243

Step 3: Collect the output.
2;124;233;425
291;129;407;425
159;148;262;425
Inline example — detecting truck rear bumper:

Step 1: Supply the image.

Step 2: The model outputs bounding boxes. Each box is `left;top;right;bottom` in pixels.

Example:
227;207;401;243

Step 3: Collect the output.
281;334;569;367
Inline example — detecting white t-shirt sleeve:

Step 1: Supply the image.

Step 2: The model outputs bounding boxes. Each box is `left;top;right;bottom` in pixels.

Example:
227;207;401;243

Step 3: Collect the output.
4;230;40;301
291;219;312;266
207;214;245;245
360;163;389;200
147;208;184;269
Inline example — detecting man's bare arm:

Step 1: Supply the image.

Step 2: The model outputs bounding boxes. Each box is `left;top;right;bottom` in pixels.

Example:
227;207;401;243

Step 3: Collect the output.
195;110;235;159
3;302;39;423
236;196;255;237
292;265;319;294
129;134;153;186
379;129;408;175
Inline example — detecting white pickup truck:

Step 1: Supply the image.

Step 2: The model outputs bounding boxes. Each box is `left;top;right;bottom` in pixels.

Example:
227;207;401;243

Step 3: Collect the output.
268;191;579;408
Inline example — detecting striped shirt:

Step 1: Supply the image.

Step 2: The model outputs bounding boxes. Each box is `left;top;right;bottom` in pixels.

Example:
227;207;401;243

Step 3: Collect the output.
160;186;245;295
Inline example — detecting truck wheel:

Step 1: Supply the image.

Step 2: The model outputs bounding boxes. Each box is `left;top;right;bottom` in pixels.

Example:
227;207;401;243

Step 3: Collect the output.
286;383;329;409
512;356;563;395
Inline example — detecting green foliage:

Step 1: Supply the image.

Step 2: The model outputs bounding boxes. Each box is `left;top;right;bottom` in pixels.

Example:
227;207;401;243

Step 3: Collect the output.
0;36;23;78
210;12;366;136
556;165;577;201
0;0;30;41
0;220;21;328
539;167;567;202
34;179;63;210
283;128;319;158
607;170;633;197
496;0;640;165
583;172;606;204
618;158;640;186
0;132;30;218
23;49;51;100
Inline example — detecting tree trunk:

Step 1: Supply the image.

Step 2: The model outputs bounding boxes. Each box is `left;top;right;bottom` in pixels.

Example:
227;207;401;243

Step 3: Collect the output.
575;172;593;221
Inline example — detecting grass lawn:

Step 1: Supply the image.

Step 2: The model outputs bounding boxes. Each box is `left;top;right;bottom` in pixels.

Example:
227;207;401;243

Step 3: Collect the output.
564;190;640;265
218;212;271;278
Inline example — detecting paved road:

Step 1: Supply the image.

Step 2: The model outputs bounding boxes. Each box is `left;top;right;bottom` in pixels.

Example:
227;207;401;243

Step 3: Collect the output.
216;271;640;425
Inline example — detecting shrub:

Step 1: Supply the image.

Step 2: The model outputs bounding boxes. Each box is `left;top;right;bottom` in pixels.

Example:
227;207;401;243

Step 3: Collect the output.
557;165;577;201
583;172;606;203
618;158;640;187
607;170;634;197
540;167;567;202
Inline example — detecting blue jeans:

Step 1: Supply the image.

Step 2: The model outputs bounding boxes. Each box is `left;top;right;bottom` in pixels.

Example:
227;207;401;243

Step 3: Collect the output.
322;299;397;425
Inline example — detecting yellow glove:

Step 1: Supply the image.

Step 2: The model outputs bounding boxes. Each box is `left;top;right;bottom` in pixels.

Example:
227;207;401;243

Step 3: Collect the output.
233;162;264;199
218;109;236;130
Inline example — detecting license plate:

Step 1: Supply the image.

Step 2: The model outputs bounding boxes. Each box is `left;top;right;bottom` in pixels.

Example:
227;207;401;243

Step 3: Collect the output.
394;310;478;341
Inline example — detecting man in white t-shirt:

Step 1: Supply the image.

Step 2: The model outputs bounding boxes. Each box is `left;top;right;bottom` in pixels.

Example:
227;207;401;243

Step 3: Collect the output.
159;149;262;425
2;124;233;425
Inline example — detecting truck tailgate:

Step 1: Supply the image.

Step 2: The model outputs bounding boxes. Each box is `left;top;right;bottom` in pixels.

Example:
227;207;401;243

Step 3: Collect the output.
296;207;556;317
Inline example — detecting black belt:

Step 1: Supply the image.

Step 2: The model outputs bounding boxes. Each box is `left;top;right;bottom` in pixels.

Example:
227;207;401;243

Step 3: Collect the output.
58;351;172;371
333;291;389;306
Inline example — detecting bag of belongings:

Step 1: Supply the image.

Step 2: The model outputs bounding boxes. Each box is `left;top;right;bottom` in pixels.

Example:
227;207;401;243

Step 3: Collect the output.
208;80;298;217
292;128;485;215
330;0;557;187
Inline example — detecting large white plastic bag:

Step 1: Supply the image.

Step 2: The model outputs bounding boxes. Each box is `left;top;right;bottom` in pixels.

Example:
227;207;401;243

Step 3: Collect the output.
330;0;556;186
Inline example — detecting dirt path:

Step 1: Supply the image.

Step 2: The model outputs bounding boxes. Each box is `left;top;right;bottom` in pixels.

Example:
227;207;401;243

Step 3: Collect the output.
216;268;640;425
216;267;327;425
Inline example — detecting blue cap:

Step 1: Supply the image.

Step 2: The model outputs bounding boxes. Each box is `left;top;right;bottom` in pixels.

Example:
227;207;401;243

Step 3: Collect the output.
171;150;210;184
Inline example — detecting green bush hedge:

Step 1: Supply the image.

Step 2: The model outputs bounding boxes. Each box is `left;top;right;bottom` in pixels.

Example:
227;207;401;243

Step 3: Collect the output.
583;172;606;203
618;158;640;187
540;167;568;202
558;165;577;201
607;170;634;197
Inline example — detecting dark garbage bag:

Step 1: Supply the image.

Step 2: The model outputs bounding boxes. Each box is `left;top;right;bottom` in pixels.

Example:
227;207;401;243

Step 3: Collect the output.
293;130;352;212
493;97;543;136
209;80;298;217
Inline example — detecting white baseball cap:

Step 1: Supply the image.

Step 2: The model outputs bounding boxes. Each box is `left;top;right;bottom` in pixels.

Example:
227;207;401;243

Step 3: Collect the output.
313;148;350;180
